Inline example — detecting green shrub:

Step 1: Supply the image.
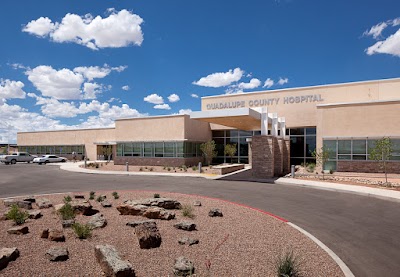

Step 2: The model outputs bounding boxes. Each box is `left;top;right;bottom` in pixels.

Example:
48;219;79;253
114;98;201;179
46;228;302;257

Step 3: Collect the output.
72;223;92;239
192;166;198;171
64;195;72;203
96;195;105;202
153;193;160;198
58;203;75;220
89;191;95;200
6;204;29;225
112;191;119;199
276;251;301;277
167;167;171;171
306;163;316;173
181;204;195;219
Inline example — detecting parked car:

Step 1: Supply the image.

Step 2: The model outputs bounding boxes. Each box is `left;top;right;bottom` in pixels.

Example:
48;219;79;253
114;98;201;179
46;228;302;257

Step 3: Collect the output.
0;152;37;165
33;155;67;165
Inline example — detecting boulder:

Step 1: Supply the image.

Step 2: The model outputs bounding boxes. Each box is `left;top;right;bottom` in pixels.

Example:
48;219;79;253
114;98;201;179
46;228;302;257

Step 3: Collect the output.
178;237;199;246
74;194;85;199
143;207;175;220
124;198;181;210
173;256;195;276
41;229;49;238
94;245;135;277
88;213;107;229
193;201;202;207
70;200;97;215
126;220;155;228
101;201;112;208
174;222;196;231
37;198;53;209
116;204;148;216
48;229;65;242
23;196;36;203
46;247;69;262
135;221;162;249
62;219;75;228
0;247;19;270
4;199;32;210
208;208;223;217
28;210;42;219
7;226;29;235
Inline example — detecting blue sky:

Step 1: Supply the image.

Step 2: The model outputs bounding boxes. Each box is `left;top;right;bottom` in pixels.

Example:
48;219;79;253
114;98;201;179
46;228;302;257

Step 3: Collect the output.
0;0;399;142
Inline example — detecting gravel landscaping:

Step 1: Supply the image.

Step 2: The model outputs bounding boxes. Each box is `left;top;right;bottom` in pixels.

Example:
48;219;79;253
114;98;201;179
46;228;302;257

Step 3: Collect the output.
0;191;344;276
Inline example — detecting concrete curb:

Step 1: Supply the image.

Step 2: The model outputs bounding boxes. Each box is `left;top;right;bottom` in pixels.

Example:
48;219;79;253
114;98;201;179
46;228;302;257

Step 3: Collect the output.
275;177;400;203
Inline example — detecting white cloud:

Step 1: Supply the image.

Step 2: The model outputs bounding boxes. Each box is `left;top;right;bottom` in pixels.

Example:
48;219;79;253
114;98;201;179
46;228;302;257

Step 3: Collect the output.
154;104;171;110
144;93;164;104
364;22;388;39
178;109;192;115
0;79;26;99
73;64;125;81
122;85;130;91
190;94;199;98
22;17;56;37
107;97;121;103
278;78;289;85
26;65;84;99
9;63;29;70
168;93;180;103
237;78;261;90
364;17;400;57
193;68;244;88
23;9;144;50
263;78;274;88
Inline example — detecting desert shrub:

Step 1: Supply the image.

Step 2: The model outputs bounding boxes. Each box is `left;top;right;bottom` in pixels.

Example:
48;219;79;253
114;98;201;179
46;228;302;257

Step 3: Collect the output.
163;166;166;170
139;167;143;171
6;204;29;225
89;191;95;200
96;195;105;202
112;191;119;199
192;166;198;171
149;167;154;172
276;251;301;277
167;167;171;171
72;223;92;239
63;195;72;203
306;163;316;173
145;166;148;170
329;169;334;174
181;204;195;219
58;203;75;220
153;193;160;198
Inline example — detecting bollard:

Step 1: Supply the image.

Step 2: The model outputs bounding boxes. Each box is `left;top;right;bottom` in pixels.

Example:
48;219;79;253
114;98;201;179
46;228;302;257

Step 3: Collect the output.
126;162;129;172
198;162;202;173
84;157;87;168
291;165;295;178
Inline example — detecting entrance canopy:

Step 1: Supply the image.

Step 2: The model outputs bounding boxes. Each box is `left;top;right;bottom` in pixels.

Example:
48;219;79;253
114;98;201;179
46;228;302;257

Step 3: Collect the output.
190;108;286;137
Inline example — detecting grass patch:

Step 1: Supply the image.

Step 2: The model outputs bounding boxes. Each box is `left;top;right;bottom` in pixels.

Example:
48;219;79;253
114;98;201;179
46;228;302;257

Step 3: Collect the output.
181;204;195;219
276;250;301;277
58;203;75;220
6;204;29;225
89;191;95;200
63;195;72;203
112;191;119;199
72;223;92;239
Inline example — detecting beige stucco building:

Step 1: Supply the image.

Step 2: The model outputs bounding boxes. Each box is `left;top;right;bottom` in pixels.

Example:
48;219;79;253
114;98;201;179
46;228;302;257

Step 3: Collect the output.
18;77;400;174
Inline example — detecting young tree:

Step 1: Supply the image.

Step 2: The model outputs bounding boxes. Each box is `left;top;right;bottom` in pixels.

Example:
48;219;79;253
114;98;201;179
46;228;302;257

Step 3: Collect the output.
369;137;393;184
102;146;113;162
312;146;332;180
200;140;218;166
224;143;237;164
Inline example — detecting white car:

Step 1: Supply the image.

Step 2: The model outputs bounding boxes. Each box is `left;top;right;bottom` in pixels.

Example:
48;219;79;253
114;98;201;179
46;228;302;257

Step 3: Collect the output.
33;155;67;164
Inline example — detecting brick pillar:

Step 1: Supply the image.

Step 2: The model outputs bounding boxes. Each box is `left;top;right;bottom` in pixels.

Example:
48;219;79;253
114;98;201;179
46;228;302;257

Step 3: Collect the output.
274;138;283;176
282;138;290;175
248;141;252;166
251;135;274;178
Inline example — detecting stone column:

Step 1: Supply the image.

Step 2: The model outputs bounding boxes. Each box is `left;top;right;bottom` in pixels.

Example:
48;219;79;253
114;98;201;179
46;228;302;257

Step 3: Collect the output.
251;136;274;178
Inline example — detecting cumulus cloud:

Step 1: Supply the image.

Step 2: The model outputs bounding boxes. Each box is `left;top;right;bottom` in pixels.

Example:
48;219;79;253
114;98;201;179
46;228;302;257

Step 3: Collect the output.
122;85;130;91
364;17;400;57
154;104;171;110
22;9;144;50
83;83;102;99
0;79;26;99
190;93;199;98
144;93;164;104
278;78;289;85
73;64;126;81
178;109;192;115
237;78;261;90
168;93;180;103
193;68;244;88
263;78;274;88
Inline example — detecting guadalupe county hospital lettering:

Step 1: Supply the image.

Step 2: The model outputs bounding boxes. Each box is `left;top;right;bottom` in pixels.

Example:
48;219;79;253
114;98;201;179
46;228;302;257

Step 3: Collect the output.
205;94;324;110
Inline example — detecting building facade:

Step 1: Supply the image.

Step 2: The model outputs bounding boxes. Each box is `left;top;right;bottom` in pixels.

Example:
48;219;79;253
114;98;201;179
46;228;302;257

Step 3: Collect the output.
18;77;400;174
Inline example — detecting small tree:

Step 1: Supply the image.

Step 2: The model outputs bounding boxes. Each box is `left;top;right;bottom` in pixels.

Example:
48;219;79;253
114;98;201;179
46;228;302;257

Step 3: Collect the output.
200;140;218;166
369;137;393;184
224;144;237;164
312;147;332;180
102;146;113;161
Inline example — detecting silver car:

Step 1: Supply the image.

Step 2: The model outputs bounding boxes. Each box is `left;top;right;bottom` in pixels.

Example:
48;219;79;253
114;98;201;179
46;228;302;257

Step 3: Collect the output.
33;155;67;165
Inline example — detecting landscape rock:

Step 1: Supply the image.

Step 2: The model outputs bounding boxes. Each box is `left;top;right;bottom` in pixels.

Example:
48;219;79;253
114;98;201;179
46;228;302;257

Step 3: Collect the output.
23;196;36;203
28;210;42;219
48;229;65;242
143;207;175;220
116;204;148;215
74;194;85;199
54;203;64;212
70;200;97;215
94;244;135;277
178;237;199;246
4;199;32;210
173;256;195;276
193;201;202;207
0;247;19;270
135;221;162;249
46;247;69;261
62;219;75;228
41;229;49;238
173;222;196;231
126;219;155;228
125;198;181;209
7;226;29;235
208;208;223;217
37;198;53;209
101;201;112;208
88;213;107;229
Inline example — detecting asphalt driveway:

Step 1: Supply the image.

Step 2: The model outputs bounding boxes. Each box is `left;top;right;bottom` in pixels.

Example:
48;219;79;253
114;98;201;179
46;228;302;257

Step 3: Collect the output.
1;163;399;277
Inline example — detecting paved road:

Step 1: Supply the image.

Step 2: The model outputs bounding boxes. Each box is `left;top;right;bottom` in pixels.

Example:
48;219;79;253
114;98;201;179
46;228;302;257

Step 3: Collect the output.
1;164;400;277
